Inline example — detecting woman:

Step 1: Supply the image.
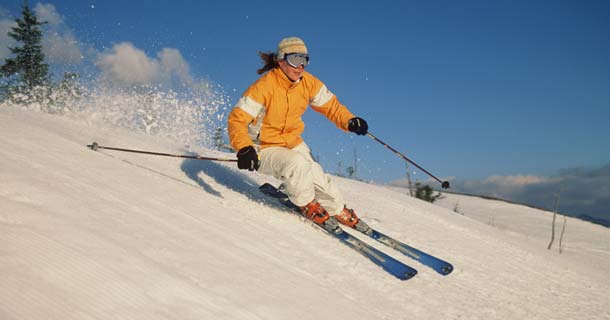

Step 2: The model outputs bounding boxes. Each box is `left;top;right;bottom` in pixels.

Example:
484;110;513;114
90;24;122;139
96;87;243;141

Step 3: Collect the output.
228;37;370;232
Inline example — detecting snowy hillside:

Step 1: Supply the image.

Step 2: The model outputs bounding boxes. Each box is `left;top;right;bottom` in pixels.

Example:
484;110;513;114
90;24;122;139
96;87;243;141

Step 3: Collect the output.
1;106;609;320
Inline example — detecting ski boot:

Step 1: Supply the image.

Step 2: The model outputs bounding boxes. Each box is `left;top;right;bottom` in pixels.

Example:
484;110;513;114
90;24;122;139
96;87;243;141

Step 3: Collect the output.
300;200;340;232
334;207;372;235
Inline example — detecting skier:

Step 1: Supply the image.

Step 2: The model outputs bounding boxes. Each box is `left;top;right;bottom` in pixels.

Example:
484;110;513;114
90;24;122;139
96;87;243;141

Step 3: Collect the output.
228;37;370;232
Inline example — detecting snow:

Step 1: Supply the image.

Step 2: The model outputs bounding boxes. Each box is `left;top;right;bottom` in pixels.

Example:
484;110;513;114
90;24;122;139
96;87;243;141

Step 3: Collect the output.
1;106;609;319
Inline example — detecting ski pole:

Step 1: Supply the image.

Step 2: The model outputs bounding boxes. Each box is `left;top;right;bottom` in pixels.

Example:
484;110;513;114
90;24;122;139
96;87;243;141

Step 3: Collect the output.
86;142;237;162
366;133;450;189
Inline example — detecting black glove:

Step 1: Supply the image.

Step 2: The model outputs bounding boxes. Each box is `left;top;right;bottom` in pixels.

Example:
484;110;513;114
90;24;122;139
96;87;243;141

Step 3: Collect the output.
348;117;368;135
237;146;260;171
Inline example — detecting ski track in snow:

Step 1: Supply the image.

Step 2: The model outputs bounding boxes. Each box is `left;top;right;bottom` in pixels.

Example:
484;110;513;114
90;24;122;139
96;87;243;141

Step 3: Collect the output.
1;107;609;320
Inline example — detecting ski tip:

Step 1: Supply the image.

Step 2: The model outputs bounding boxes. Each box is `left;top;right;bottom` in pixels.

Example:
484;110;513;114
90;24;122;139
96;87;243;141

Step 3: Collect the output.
402;269;418;280
440;264;454;276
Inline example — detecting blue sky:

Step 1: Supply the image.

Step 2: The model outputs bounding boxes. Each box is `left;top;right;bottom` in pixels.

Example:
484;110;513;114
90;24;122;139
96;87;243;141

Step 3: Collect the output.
2;0;609;218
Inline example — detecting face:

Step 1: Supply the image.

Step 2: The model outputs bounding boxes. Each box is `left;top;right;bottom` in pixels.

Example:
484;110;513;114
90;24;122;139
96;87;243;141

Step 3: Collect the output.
278;59;304;82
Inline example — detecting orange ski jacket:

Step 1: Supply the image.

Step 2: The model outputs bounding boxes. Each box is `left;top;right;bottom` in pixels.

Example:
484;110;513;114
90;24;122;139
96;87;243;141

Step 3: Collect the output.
228;67;355;151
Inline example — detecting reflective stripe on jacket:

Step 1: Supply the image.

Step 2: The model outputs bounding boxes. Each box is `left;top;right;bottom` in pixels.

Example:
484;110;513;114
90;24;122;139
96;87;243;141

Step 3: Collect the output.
228;67;355;151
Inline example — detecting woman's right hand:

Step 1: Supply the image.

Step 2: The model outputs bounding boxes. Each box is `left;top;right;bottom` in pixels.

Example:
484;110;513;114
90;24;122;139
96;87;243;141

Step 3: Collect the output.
237;146;260;171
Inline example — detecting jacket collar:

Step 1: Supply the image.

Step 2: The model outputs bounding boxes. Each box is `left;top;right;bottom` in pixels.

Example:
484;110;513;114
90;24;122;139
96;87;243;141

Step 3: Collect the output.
272;67;302;89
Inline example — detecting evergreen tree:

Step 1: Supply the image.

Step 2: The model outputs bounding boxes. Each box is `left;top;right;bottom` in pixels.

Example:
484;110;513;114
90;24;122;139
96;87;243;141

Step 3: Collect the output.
346;166;356;178
1;0;49;98
414;182;443;203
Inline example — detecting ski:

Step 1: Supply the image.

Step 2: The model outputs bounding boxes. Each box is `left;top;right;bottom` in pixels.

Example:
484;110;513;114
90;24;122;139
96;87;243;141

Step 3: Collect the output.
362;229;453;275
260;183;453;276
259;183;417;281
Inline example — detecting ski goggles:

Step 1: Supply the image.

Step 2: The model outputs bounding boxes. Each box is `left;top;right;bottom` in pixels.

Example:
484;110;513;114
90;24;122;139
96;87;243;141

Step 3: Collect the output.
285;53;310;68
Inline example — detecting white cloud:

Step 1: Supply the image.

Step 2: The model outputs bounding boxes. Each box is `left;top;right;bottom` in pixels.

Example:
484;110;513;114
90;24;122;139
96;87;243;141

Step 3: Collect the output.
391;165;610;222
0;7;15;60
34;3;63;26
34;3;83;65
0;4;82;65
158;48;192;84
96;42;198;88
42;29;83;64
4;4;212;94
481;174;552;187
96;42;161;85
457;174;559;199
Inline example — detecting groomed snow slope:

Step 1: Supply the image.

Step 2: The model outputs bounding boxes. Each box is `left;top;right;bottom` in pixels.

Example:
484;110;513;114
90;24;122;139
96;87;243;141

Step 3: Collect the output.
1;107;609;320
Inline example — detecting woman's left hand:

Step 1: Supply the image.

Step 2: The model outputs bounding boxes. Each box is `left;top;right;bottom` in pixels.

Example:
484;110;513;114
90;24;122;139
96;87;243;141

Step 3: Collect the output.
348;117;368;135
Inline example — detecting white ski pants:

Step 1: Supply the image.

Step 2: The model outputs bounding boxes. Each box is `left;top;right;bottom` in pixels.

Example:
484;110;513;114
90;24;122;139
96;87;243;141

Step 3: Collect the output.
258;142;345;215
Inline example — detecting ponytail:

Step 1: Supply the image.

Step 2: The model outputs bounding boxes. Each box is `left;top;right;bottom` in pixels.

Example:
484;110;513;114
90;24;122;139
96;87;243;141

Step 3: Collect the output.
257;51;278;75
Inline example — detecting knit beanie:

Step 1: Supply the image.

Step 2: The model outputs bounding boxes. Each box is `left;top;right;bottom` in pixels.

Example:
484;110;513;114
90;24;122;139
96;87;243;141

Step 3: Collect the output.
277;37;308;60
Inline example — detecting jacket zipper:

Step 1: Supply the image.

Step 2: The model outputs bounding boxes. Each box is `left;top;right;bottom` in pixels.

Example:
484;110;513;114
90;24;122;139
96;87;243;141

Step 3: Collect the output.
282;89;290;134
